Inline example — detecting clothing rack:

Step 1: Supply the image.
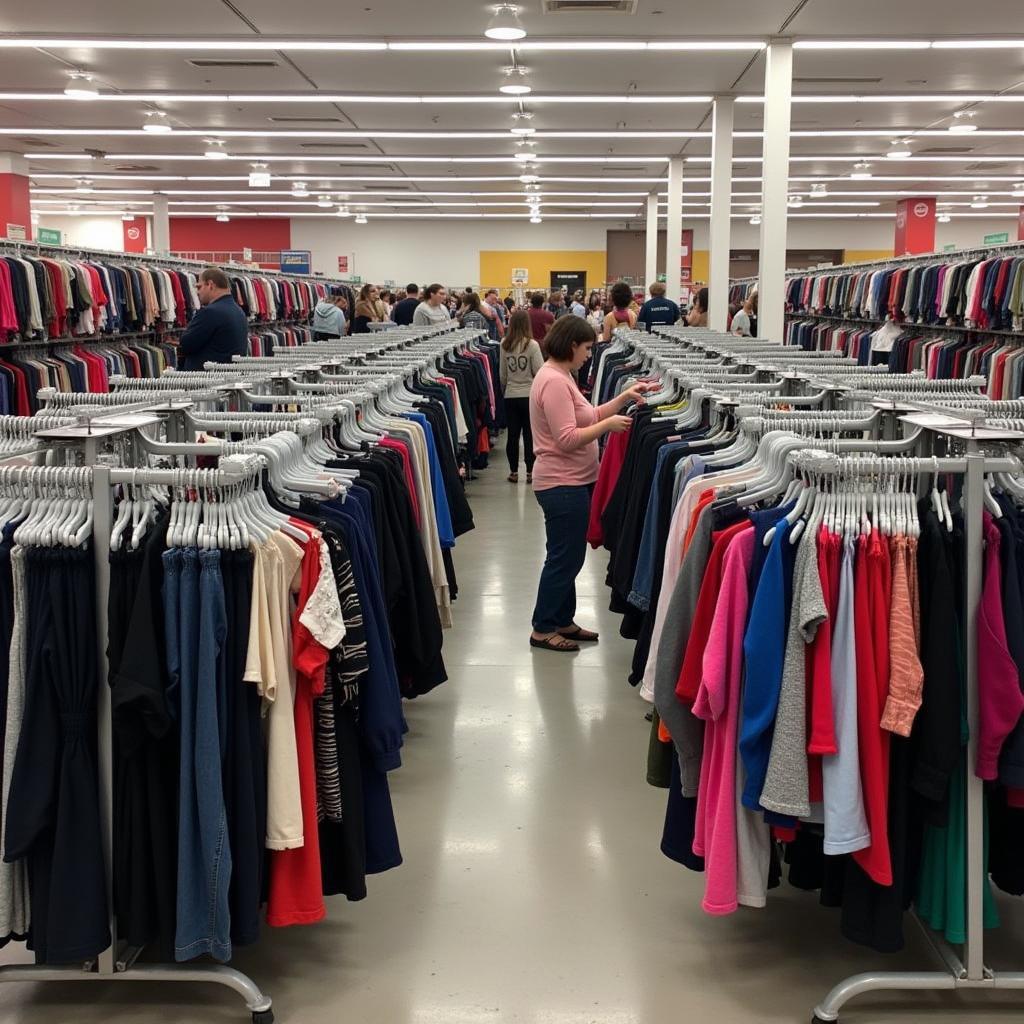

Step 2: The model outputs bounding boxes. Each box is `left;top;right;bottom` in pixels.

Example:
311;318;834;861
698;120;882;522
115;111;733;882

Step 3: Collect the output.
805;431;1024;1024
0;446;275;1023
787;313;1024;341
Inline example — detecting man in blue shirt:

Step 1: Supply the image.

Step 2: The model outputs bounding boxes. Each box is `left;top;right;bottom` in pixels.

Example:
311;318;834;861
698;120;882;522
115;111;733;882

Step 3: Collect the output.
637;282;680;332
178;267;249;370
392;284;421;326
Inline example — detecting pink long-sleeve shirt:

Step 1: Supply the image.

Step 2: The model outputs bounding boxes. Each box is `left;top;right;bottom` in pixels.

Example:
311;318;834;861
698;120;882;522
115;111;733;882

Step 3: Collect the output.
529;363;618;491
692;527;755;916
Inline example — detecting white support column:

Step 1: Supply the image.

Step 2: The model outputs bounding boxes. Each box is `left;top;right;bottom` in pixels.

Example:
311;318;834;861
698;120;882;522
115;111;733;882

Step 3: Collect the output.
665;156;684;306
708;97;735;332
152;194;170;255
644;192;659;290
757;39;793;343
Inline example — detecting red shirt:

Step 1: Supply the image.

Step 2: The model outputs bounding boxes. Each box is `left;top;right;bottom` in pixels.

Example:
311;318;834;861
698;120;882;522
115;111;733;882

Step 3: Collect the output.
528;307;555;342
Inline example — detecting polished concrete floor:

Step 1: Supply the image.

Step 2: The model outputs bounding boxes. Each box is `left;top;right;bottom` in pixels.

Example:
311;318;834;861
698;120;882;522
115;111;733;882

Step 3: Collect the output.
3;465;1024;1023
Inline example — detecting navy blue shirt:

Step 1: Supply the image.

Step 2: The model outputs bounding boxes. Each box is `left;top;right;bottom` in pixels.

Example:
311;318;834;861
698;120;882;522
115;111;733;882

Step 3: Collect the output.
637;297;680;331
178;293;249;370
391;296;420;326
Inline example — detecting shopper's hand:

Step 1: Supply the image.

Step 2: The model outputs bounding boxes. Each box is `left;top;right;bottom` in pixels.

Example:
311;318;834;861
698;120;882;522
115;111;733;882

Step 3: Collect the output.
622;381;656;406
605;415;633;434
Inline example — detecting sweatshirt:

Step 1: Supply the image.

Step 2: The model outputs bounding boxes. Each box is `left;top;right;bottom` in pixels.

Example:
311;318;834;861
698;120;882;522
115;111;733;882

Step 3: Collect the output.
499;339;544;399
312;300;346;337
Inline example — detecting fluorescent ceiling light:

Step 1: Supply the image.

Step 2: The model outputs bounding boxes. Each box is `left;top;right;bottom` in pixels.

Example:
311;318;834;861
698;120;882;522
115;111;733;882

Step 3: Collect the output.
25;153;95;160
937;213;952;222
0;36;389;50
500;83;531;95
216;213;230;222
931;39;1024;48
793;40;931;49
529;215;542;223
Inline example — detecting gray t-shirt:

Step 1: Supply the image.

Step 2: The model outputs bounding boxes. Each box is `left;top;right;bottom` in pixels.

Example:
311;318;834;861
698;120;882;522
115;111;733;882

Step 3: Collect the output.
412;302;451;326
731;309;752;337
499;340;544;399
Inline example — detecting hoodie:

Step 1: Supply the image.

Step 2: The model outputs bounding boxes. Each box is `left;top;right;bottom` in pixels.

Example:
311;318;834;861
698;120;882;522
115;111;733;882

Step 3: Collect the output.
313;300;346;337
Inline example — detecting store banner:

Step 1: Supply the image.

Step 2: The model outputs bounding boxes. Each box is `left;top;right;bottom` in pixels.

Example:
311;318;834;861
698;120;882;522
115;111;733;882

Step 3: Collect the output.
894;197;935;255
123;218;148;253
280;249;312;275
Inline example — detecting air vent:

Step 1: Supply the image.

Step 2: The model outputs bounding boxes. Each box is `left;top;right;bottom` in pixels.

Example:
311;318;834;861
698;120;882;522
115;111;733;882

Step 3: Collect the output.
965;160;1009;170
334;163;398;174
916;146;975;155
298;142;373;150
188;58;279;69
793;77;883;85
543;0;638;11
114;164;161;172
269;116;346;124
602;165;646;173
21;138;56;147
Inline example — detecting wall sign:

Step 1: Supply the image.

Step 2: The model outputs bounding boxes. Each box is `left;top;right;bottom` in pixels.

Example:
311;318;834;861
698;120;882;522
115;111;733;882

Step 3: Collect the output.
242;246;253;261
984;231;1009;245
5;223;26;241
338;254;351;274
511;267;529;285
280;249;312;274
37;227;61;245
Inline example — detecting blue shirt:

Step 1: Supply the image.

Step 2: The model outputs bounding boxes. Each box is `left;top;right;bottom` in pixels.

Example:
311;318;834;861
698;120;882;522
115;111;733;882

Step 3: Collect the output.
637;297;680;331
178;294;249;370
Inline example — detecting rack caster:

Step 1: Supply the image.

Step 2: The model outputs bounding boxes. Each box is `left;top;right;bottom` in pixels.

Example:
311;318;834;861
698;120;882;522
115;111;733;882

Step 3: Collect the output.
812;1016;835;1024
252;1010;274;1024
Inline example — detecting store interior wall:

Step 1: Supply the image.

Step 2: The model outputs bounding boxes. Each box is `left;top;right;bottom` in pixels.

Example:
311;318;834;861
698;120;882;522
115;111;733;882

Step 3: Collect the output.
35;212;1023;286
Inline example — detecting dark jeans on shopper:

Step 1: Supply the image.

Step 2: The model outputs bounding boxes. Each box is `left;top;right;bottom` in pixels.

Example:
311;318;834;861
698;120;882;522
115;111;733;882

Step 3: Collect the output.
531;484;593;633
505;397;535;474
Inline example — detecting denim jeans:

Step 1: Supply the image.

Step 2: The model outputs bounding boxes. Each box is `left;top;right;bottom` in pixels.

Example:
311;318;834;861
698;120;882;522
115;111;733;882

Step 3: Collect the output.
532;485;592;633
166;548;232;963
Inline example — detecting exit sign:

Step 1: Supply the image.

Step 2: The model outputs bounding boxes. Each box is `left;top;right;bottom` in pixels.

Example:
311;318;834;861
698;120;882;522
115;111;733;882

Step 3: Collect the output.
984;231;1009;245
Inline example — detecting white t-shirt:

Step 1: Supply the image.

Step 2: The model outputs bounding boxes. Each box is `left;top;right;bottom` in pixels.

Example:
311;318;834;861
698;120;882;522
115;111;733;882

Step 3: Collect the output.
731;309;752;337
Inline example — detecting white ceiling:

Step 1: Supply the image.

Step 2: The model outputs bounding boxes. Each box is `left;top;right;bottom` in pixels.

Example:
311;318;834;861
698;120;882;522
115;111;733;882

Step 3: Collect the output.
1;0;1023;222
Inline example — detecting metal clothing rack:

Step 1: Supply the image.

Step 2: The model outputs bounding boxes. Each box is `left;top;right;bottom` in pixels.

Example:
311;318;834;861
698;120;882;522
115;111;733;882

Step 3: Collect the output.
786;312;1024;341
0;446;274;1023
806;426;1024;1024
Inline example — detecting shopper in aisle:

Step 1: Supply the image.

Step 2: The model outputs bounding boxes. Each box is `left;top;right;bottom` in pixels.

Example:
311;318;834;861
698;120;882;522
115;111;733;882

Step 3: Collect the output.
587;294;605;329
458;291;490;332
312;286;348;340
637;282;680;332
413;283;452;326
177;266;249;370
392;284;420;326
504;294;516;316
528;316;652;652
686;287;710;327
484;288;506;340
352;284;384;334
528;292;555;345
602;281;638;341
500;309;544;484
570;291;587;318
547;290;568;319
730;291;757;336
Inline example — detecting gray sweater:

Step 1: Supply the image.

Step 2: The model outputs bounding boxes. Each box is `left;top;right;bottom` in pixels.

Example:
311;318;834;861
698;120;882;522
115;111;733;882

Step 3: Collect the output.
499;340;544;399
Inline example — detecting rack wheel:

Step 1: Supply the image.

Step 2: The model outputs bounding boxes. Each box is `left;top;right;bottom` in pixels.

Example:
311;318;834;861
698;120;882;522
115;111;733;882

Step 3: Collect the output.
812;1016;835;1024
252;1011;274;1024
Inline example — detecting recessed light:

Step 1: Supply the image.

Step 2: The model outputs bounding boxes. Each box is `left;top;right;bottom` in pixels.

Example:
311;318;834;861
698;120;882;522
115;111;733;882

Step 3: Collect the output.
74;178;93;193
749;214;761;225
355;213;368;224
249;162;271;188
787;193;803;207
204;138;228;159
514;152;537;162
216;213;230;222
519;174;539;183
317;195;333;208
530;214;542;223
1012;182;1024;197
142;110;172;133
937;212;951;223
887;140;912;158
851;161;873;179
949;111;978;134
970;194;989;208
64;71;98;100
485;4;526;42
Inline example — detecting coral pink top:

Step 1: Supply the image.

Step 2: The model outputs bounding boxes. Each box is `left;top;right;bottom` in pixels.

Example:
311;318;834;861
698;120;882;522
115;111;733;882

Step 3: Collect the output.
693;527;755;916
529;363;618;491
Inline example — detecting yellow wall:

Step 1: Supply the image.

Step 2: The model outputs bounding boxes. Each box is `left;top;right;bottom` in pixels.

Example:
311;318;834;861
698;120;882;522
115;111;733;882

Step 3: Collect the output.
843;249;892;264
479;250;607;291
691;250;709;286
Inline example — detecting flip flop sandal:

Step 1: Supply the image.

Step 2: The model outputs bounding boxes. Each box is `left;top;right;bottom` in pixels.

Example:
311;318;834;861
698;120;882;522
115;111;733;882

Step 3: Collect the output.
507;472;519;483
558;625;599;642
529;633;580;652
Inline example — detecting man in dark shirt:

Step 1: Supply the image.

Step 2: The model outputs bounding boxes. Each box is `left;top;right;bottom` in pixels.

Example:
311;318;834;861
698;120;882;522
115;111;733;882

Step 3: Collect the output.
392;283;421;326
636;282;680;333
177;267;249;370
528;292;555;343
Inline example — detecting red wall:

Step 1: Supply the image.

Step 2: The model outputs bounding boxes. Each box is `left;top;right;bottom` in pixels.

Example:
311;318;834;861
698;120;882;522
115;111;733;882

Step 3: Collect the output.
169;217;292;255
0;173;32;241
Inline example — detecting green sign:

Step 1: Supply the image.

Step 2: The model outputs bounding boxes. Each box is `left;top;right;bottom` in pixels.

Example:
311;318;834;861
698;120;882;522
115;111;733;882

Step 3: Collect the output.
657;273;667;283
36;227;61;245
984;231;1009;245
943;243;957;252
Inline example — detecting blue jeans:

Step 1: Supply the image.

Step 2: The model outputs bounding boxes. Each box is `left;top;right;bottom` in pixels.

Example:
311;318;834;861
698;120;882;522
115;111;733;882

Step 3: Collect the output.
532;485;592;633
165;548;232;962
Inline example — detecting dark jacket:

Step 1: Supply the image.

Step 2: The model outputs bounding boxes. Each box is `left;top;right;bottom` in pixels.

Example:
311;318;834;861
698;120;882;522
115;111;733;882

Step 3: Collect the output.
177;293;249;370
392;296;420;326
637;297;680;331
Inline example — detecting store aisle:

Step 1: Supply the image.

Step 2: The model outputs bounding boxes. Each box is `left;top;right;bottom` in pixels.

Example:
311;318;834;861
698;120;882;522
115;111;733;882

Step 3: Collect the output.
3;469;1021;1023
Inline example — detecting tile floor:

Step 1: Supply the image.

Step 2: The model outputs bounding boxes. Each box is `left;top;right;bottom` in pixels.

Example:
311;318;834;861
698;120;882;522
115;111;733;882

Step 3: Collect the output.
2;466;1023;1023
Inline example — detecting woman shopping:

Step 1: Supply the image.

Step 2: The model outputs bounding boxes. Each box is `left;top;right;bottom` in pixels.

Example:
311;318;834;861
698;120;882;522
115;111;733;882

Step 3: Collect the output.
352;283;384;334
528;316;653;653
601;281;638;341
500;310;544;484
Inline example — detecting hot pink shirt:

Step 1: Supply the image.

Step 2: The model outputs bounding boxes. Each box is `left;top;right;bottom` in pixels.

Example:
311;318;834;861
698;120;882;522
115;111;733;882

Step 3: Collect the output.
529;363;618;491
692;527;755;916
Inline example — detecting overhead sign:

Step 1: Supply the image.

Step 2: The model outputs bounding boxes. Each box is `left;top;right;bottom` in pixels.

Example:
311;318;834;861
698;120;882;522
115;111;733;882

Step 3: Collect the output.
37;227;61;245
338;254;351;274
280;249;312;274
984;231;1009;245
242;246;253;261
